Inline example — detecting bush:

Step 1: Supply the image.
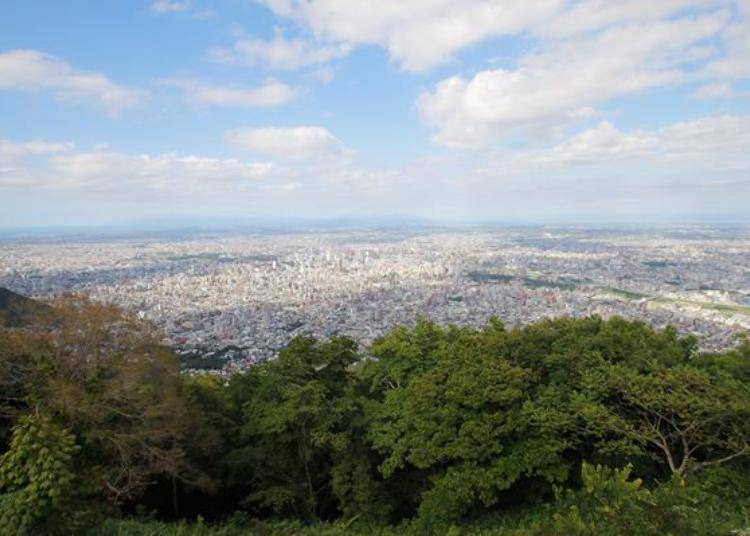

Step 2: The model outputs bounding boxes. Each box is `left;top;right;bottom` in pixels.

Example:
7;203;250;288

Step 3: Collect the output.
0;414;83;535
546;463;747;535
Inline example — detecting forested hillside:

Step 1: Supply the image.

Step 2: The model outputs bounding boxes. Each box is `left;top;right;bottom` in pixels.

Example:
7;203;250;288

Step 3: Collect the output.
1;295;750;535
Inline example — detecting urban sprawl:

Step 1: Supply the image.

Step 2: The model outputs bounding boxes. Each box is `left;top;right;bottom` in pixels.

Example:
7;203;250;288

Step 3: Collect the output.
2;226;749;373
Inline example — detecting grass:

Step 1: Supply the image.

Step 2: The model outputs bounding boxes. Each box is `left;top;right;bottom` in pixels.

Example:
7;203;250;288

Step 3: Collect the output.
602;288;651;300
467;271;578;291
652;297;750;316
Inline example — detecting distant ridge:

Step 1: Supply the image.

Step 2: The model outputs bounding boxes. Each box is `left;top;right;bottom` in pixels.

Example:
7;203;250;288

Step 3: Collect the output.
0;287;50;327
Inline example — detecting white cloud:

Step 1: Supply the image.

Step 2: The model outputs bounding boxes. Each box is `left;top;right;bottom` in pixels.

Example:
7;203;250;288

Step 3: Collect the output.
256;0;747;151
659;115;750;161
208;30;351;70
0;139;73;164
692;82;747;99
522;121;656;165
310;66;335;84
225;126;351;159
1;128;747;221
416;10;731;147
151;0;189;13
261;0;565;72
534;0;714;38
165;78;297;107
150;0;214;19
259;1;728;73
47;152;272;191
0;49;144;113
522;115;750;166
700;0;750;82
0;141;275;192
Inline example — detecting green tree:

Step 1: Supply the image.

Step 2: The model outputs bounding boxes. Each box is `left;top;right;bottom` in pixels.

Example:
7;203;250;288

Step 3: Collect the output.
365;321;573;526
226;336;360;520
358;316;746;526
607;364;750;478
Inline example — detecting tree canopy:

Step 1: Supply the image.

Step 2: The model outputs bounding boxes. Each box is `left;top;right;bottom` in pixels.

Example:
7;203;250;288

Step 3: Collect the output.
1;297;749;534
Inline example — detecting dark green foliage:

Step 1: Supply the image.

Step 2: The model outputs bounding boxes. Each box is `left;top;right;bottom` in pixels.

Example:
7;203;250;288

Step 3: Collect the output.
2;297;750;534
365;320;569;525
363;316;750;527
542;463;747;535
224;336;362;520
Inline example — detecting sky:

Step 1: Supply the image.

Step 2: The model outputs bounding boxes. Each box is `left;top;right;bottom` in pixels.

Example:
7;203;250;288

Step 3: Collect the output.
1;0;749;228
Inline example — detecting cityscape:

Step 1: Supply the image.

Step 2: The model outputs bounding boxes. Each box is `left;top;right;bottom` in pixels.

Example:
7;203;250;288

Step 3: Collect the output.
2;225;748;372
3;1;750;532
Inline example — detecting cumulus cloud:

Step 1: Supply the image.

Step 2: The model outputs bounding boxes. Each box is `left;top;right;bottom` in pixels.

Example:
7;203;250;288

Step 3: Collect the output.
416;9;731;147
259;1;730;73
261;0;565;72
0;49;144;113
165;78;297;107
522;115;750;166
225;126;351;159
254;1;747;151
208;30;351;70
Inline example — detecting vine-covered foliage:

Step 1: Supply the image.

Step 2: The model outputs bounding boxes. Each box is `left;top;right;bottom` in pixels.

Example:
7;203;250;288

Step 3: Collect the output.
0;414;80;534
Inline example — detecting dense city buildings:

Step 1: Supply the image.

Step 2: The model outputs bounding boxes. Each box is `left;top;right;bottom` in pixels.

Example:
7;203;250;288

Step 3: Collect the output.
2;226;749;372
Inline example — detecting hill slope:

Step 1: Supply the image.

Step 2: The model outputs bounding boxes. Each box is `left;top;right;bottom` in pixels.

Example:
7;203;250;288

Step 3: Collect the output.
0;287;50;327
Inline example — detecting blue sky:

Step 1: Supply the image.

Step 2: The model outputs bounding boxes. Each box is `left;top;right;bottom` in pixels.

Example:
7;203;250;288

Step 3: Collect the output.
1;0;749;227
